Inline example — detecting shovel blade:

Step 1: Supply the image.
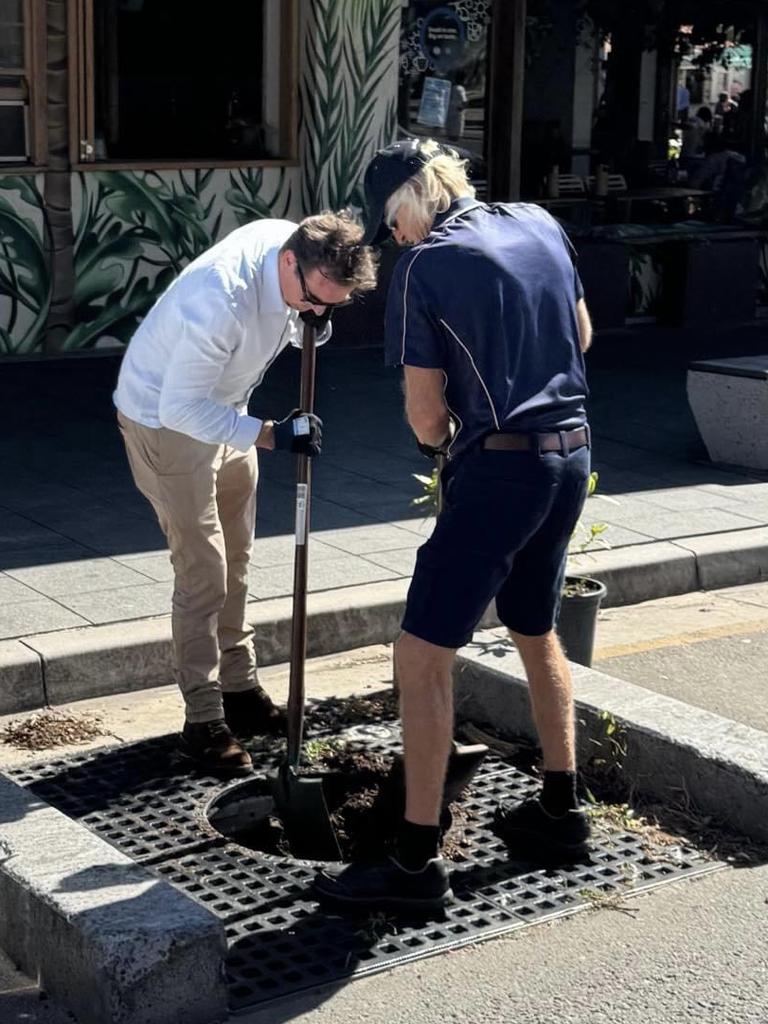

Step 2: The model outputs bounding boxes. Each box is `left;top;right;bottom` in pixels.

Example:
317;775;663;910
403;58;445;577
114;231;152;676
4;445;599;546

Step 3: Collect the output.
272;764;342;862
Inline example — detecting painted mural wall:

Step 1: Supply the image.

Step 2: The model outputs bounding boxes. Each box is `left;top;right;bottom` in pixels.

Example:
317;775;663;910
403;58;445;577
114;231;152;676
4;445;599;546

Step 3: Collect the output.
0;0;399;358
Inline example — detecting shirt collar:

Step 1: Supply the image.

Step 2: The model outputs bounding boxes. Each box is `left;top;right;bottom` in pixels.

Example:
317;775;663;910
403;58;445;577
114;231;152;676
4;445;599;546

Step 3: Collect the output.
261;246;289;315
432;196;480;231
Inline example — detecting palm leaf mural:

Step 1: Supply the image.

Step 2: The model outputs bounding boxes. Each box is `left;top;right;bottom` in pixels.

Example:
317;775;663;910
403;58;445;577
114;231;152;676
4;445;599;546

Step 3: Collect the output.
329;1;401;210
226;168;291;226
0;178;51;355
68;169;219;352
301;0;399;214
301;0;345;213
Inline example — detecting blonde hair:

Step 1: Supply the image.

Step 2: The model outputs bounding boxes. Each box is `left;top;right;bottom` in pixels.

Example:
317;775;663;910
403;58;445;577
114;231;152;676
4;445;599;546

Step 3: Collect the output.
384;139;475;237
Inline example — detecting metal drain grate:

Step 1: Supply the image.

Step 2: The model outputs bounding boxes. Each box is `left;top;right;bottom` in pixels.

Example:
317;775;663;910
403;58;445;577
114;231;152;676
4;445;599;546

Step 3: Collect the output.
8;717;721;1012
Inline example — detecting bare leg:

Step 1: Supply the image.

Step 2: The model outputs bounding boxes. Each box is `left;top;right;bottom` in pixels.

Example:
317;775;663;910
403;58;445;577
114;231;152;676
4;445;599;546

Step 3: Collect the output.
394;631;457;827
509;629;575;772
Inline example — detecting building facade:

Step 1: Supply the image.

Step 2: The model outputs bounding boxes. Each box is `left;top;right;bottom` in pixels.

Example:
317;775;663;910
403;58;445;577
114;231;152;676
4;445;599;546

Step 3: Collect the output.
1;0;767;360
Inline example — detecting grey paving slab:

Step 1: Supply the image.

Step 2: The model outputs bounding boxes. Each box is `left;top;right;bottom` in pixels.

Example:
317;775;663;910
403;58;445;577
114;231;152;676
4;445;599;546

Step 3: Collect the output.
371;514;436;539
0;576;47;604
0;541;99;573
5;557;153;597
309;499;384;532
54;581;174;625
0;513;69;552
311;471;416;511
314;521;424;555
111;551;174;581
364;546;419;576
0;599;89;640
698;480;768;502
579;522;654;547
41;511;167;556
0;476;98;512
248;534;339;568
601;506;764;538
629;485;760;512
364;497;429;522
248;553;398;600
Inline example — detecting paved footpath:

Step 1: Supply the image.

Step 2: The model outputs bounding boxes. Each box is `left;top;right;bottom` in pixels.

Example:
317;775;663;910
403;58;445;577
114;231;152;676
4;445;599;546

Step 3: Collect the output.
0;330;766;649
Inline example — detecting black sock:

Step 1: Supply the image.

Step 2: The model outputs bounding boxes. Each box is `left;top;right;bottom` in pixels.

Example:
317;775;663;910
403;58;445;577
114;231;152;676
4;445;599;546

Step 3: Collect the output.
395;819;441;870
540;771;578;817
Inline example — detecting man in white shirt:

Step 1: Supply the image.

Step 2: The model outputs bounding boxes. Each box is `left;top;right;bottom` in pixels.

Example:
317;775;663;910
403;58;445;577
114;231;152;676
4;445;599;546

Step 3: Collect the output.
114;212;377;775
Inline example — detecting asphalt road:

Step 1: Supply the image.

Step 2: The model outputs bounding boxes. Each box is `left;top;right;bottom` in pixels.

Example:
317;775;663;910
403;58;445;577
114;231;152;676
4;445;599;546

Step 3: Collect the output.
593;582;768;733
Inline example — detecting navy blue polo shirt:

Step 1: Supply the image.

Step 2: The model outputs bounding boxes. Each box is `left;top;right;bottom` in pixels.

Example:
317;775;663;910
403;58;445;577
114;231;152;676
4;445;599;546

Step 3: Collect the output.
384;198;588;458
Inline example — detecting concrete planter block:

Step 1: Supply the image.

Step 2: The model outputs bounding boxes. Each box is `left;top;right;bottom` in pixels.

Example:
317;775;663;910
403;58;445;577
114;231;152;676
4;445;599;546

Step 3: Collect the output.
687;356;768;470
0;774;228;1024
0;640;44;712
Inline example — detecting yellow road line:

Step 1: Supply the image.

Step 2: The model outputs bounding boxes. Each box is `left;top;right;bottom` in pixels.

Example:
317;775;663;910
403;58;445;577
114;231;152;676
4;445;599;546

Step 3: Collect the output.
593;618;768;661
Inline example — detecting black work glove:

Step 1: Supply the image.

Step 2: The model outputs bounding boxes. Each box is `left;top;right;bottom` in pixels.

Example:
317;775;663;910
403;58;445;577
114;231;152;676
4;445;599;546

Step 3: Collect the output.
299;307;333;331
273;409;323;457
416;434;451;460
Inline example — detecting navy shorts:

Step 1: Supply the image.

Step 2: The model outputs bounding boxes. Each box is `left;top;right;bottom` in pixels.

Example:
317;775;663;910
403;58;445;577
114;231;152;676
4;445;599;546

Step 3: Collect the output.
401;442;591;649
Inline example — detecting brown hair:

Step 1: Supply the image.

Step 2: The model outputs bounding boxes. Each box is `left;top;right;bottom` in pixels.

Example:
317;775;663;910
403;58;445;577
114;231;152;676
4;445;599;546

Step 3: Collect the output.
283;211;378;293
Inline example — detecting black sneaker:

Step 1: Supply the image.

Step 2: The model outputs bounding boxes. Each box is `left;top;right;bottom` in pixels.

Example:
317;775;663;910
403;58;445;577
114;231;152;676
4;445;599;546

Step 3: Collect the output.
494;796;591;863
223;686;287;739
179;719;253;776
314;856;453;915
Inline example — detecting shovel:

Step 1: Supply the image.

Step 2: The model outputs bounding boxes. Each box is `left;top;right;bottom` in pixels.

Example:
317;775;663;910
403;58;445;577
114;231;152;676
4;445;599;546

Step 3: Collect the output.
272;321;342;862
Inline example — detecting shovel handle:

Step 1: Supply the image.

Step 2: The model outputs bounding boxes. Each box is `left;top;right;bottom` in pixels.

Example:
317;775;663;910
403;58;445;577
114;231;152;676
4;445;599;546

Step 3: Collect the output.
287;322;317;769
435;452;446;517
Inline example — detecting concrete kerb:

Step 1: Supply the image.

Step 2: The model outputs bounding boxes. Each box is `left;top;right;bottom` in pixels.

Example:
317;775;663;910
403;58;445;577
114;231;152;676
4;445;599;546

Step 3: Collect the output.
455;632;768;845
0;773;227;1024
1;529;767;716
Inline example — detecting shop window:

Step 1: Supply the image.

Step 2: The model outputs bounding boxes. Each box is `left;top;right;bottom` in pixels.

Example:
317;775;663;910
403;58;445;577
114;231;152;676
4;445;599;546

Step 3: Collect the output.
72;0;297;165
0;0;46;165
398;0;491;182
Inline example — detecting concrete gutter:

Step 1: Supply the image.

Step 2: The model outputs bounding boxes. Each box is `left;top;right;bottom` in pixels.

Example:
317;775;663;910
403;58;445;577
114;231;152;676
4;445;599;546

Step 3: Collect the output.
2;528;767;716
455;631;768;844
0;774;227;1024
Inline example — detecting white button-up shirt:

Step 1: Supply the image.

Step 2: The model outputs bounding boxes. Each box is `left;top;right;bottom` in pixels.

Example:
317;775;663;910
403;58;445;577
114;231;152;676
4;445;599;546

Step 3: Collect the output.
115;219;315;452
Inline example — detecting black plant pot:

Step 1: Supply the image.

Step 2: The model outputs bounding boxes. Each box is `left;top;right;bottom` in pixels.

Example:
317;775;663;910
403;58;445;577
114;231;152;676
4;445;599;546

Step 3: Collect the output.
557;575;607;668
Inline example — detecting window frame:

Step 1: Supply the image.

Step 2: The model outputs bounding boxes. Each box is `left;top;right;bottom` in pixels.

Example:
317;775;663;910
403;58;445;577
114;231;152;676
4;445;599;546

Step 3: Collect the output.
0;0;47;166
68;0;299;170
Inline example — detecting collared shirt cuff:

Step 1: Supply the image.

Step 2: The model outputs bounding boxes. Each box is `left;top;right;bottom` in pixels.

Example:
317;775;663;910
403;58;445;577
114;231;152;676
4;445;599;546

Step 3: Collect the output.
229;415;264;452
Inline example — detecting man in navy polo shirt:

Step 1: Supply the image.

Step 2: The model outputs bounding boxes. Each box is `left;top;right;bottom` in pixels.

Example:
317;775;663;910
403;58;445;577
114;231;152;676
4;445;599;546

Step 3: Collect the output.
315;140;594;914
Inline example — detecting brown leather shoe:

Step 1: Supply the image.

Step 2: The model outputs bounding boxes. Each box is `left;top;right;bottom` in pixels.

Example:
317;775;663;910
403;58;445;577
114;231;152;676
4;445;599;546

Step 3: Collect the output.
223;686;287;739
179;719;253;775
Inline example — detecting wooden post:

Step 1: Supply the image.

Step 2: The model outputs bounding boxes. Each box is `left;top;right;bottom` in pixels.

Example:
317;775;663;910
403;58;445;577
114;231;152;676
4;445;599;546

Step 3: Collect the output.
487;0;526;200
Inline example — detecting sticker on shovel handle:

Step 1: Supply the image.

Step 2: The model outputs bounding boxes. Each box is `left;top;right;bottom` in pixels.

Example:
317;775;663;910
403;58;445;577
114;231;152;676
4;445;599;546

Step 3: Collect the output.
295;483;308;545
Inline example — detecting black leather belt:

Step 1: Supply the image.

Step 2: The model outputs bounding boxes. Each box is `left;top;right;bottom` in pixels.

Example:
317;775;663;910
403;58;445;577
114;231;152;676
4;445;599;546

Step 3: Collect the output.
482;426;590;454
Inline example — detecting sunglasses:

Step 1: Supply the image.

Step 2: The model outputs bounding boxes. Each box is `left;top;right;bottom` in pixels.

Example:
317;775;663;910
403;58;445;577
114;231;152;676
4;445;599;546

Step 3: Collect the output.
295;262;354;309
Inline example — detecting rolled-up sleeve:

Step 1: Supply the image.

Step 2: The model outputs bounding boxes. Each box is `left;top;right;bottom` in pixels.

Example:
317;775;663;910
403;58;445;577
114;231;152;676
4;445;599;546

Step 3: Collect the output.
384;253;445;369
157;296;263;451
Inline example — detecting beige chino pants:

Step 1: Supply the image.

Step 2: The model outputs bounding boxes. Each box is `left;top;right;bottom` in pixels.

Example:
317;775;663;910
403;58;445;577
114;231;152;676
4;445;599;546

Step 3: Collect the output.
117;412;258;722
